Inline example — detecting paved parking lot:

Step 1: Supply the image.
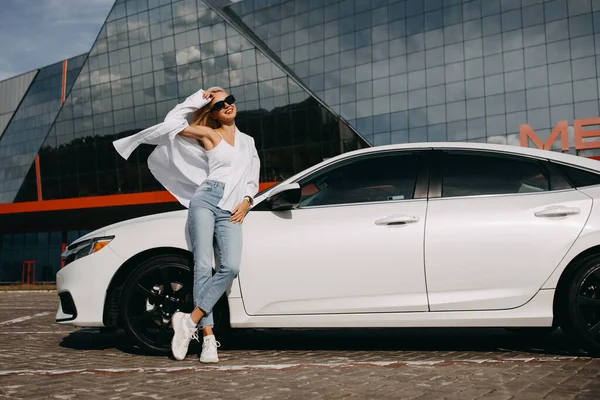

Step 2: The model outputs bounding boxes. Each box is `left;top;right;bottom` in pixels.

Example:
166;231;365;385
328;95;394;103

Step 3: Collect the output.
1;292;600;399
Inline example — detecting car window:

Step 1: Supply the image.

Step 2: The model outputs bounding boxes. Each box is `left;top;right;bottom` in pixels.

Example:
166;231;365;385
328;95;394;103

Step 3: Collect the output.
297;152;421;207
442;151;550;198
556;163;600;188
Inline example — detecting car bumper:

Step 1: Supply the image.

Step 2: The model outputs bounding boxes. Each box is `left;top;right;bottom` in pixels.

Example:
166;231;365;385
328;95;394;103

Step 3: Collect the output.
55;245;123;327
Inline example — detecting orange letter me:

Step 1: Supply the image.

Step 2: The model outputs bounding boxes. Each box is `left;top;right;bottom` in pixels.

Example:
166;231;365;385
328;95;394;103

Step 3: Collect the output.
520;121;569;151
574;117;600;151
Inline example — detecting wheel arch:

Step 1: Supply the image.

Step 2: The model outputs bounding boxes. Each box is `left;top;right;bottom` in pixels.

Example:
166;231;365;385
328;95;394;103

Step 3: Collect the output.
552;244;600;327
102;247;193;327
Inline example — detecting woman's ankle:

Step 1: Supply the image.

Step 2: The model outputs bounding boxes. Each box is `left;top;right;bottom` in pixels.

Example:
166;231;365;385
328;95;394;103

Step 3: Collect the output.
190;306;204;324
202;326;214;337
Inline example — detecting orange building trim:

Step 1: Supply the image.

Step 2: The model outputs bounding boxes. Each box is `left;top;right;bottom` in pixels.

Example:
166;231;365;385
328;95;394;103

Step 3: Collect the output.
0;182;278;215
34;155;43;201
0;191;177;215
61;60;67;105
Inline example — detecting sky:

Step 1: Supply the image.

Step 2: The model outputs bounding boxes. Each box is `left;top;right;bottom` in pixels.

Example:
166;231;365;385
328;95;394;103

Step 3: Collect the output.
0;0;115;81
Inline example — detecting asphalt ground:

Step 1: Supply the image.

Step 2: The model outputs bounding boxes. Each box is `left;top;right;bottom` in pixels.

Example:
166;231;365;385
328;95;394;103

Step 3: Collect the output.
1;292;599;399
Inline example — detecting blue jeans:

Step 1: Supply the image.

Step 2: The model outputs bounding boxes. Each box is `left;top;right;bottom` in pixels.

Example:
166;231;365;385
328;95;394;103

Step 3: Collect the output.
188;180;242;327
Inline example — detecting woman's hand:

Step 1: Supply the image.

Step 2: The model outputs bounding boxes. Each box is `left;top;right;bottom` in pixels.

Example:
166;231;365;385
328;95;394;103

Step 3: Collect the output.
202;91;213;101
229;199;251;224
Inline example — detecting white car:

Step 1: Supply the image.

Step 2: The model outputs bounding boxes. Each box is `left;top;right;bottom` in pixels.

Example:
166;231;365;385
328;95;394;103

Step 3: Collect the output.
56;142;600;355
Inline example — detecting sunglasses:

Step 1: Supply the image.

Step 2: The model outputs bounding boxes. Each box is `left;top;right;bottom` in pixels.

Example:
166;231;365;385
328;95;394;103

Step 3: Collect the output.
210;95;236;112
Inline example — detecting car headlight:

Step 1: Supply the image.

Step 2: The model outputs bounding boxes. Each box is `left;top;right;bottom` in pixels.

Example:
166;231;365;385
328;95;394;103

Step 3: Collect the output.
61;236;114;266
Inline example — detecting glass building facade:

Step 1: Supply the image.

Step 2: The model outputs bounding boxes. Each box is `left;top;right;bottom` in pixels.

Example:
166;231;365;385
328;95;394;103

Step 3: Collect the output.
1;0;600;282
0;71;37;141
227;0;600;149
32;0;367;203
0;56;86;204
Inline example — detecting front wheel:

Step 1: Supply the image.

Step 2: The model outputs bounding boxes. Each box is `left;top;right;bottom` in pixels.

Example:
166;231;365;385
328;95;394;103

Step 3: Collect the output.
563;255;600;356
120;254;230;355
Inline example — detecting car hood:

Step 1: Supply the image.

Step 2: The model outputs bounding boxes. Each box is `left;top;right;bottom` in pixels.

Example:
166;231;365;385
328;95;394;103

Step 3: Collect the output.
69;209;187;247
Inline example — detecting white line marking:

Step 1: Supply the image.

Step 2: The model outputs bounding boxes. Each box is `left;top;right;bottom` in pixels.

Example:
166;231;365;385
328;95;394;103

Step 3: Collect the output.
0;312;51;326
0;357;593;376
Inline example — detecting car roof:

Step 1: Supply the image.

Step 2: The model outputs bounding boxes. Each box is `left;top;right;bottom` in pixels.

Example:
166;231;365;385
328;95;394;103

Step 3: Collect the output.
335;142;600;172
257;141;600;200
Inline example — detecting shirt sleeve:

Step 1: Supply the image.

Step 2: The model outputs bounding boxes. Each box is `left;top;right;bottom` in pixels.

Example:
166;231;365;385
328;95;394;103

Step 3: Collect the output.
163;88;210;127
245;141;261;200
113;118;189;160
113;89;210;159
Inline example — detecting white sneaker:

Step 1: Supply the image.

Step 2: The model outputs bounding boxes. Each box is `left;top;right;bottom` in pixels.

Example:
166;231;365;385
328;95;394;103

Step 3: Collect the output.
200;335;220;363
171;312;198;361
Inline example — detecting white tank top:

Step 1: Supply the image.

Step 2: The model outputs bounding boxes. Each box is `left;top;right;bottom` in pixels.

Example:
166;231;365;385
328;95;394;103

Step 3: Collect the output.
206;130;237;183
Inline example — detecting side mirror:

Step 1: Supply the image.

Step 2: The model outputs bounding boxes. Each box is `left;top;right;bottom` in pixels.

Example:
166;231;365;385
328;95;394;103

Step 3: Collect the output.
266;183;301;211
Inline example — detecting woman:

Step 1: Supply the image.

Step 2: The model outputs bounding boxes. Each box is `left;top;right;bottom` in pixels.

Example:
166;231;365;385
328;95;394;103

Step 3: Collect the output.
113;87;260;363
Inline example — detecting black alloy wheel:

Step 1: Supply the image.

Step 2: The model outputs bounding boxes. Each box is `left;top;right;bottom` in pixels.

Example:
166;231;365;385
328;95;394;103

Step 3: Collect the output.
120;255;195;355
120;254;231;355
563;255;600;356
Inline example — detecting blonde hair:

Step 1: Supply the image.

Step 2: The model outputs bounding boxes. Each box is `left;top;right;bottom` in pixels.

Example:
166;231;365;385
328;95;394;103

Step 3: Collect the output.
190;86;226;129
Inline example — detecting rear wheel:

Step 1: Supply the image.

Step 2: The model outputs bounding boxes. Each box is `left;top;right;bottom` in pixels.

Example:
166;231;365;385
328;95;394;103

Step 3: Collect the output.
563;255;600;356
120;254;230;355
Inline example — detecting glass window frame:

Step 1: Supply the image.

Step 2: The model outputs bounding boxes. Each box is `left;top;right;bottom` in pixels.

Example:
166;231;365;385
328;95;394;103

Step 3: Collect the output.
429;149;573;200
278;149;433;210
551;161;600;189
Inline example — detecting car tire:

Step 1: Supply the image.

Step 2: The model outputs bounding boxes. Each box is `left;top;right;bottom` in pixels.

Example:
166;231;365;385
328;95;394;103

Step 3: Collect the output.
120;254;231;355
563;254;600;356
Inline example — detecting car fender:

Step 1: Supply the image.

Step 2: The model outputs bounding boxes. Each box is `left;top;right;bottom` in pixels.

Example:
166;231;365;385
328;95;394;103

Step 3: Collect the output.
106;212;190;258
542;186;600;289
104;210;241;298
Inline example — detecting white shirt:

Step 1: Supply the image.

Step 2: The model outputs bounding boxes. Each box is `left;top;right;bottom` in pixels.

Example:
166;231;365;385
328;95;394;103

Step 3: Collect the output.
112;89;260;212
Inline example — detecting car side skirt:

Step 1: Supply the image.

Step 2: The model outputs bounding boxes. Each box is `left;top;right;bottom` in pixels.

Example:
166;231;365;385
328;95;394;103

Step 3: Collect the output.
228;289;554;328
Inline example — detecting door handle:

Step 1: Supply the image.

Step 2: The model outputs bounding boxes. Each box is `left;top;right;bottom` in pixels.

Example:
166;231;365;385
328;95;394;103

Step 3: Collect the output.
534;206;581;218
375;215;419;226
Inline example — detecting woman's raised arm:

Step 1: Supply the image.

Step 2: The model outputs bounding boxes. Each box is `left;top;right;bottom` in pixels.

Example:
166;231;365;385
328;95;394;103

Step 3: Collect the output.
178;125;214;140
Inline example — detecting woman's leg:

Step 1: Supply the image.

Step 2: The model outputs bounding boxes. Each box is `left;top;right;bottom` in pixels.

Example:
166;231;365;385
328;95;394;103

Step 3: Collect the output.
195;207;242;363
195;207;242;317
171;195;216;361
190;206;216;326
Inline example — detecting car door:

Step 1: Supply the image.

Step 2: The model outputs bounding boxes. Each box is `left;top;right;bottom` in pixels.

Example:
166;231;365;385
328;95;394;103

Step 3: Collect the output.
238;150;431;315
424;149;593;311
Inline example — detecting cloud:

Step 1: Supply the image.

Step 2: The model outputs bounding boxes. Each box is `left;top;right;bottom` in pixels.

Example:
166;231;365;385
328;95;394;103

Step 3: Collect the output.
176;46;202;65
0;0;115;80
